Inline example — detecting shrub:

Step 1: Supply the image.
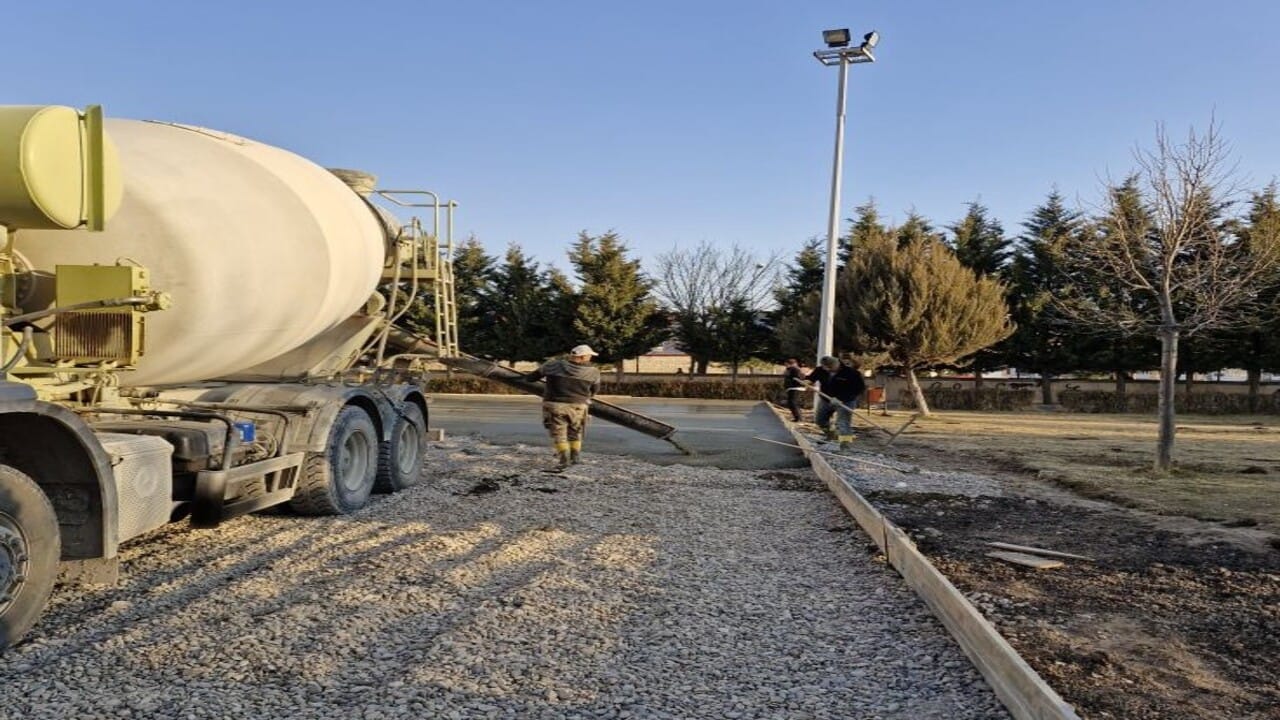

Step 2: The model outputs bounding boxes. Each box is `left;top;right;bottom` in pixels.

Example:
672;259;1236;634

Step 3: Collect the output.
899;386;1036;411
1059;390;1280;414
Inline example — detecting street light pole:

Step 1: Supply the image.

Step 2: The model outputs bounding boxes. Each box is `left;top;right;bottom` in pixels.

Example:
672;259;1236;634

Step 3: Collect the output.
813;29;878;366
816;57;850;364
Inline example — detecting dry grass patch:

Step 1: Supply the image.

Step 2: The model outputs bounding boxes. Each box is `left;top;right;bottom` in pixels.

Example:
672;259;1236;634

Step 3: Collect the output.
884;411;1280;533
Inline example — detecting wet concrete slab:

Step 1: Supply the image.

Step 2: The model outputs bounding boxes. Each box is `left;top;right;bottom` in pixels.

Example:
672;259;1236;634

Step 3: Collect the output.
429;395;807;469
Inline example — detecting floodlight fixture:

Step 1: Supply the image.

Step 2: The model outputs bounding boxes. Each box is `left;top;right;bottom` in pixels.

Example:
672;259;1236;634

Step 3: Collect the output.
862;31;879;49
822;28;851;48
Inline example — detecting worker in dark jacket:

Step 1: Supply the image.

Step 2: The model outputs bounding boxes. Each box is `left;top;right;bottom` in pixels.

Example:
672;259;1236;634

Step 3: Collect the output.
805;355;866;449
525;344;602;468
782;358;806;422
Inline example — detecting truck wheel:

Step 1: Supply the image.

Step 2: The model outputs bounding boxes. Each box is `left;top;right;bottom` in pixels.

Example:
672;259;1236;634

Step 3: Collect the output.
374;402;426;493
289;406;378;515
0;464;60;650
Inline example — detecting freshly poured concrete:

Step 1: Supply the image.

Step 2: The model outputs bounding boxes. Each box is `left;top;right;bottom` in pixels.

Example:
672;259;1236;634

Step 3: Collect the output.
429;395;806;469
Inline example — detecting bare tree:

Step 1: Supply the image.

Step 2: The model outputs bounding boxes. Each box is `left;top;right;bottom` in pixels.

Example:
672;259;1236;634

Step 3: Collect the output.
1060;123;1280;471
653;242;781;375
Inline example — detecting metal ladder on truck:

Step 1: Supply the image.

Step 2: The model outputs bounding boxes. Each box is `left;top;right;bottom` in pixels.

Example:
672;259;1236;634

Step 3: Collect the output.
371;190;460;362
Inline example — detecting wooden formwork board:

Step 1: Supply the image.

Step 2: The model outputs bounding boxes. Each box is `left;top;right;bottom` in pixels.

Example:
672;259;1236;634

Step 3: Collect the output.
776;409;1080;720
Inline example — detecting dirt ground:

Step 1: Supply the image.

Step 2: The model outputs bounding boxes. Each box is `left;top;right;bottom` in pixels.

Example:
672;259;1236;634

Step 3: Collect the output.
823;418;1280;720
886;411;1280;538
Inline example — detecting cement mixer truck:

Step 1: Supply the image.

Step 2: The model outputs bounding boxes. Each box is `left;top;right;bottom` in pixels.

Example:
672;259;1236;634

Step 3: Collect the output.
0;105;462;648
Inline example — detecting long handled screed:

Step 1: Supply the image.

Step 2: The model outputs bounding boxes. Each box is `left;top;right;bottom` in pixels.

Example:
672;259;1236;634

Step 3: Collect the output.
801;381;919;446
752;436;920;473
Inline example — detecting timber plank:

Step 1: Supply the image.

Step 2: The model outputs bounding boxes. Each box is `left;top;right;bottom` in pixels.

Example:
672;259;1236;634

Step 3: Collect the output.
987;550;1066;570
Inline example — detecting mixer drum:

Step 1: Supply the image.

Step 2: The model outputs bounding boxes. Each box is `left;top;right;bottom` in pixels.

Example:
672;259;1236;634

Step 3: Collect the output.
18;119;387;386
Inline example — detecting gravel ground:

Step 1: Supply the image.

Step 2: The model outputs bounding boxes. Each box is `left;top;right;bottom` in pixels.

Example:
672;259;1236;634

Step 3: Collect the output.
0;435;1008;720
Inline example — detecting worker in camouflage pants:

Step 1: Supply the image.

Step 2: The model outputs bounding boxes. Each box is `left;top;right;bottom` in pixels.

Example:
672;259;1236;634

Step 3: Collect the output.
525;344;602;469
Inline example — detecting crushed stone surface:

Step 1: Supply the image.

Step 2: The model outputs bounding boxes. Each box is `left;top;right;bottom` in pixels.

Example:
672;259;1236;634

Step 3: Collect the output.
1;435;1009;720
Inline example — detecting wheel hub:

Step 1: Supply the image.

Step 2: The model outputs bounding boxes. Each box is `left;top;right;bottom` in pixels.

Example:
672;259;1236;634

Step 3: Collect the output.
0;517;29;611
339;433;371;492
396;423;420;475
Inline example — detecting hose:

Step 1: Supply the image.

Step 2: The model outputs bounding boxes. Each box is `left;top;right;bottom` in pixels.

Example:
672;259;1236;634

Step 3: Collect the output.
0;327;33;375
1;296;157;327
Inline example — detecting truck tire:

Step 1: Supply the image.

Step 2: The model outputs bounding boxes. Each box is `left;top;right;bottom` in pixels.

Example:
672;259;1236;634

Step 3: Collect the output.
0;464;60;650
289;405;378;516
374;402;426;493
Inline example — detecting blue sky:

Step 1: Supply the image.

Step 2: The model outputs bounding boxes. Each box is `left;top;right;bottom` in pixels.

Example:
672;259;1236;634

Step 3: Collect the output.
8;1;1277;271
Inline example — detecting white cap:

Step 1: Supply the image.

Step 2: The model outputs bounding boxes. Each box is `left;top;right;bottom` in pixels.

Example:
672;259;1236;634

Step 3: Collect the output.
569;344;598;357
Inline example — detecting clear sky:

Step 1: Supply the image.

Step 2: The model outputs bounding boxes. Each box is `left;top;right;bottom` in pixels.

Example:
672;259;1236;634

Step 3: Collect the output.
8;1;1277;271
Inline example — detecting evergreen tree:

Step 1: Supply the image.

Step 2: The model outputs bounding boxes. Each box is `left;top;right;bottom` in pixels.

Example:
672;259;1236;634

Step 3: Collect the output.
709;298;772;380
837;233;1014;415
947;201;1011;276
543;267;580;355
946;201;1013;384
770;237;825;359
894;211;942;248
1209;183;1280;407
567;231;668;378
777;208;947;367
839;199;890;267
1004;190;1086;402
473;244;562;362
450;236;497;352
1061;180;1162;399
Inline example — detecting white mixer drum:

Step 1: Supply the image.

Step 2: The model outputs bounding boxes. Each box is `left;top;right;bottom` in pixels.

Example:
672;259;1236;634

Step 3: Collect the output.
18;119;387;386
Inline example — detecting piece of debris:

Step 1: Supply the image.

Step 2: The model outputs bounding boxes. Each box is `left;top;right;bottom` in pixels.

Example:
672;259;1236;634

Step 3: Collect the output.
461;478;501;495
986;541;1095;562
986;550;1065;570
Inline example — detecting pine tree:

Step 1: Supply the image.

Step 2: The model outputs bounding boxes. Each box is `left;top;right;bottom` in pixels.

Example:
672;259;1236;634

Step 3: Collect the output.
839;199;890;267
894;211;941;248
567;231;668;378
946;201;1013;385
1004;190;1087;402
770;237;825;359
774;237;824;319
451;236;496;353
837;233;1013;416
709;298;772;380
1209;183;1280;408
947;201;1011;276
473;244;562;362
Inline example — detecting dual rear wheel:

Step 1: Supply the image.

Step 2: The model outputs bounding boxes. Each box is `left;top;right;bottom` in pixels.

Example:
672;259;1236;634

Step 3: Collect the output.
289;402;427;516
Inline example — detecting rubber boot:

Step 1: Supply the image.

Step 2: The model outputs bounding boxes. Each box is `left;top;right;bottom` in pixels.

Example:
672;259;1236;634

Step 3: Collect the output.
556;450;572;469
823;427;838;442
569;449;581;465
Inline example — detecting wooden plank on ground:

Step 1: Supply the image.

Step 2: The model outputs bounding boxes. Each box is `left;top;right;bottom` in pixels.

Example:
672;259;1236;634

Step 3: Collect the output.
986;550;1066;570
987;542;1094;562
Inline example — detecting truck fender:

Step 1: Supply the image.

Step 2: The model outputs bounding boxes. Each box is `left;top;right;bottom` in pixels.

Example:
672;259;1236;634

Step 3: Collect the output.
0;383;120;561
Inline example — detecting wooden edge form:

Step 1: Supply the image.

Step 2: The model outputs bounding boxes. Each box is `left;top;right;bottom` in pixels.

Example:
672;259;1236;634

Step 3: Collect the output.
774;413;1081;720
